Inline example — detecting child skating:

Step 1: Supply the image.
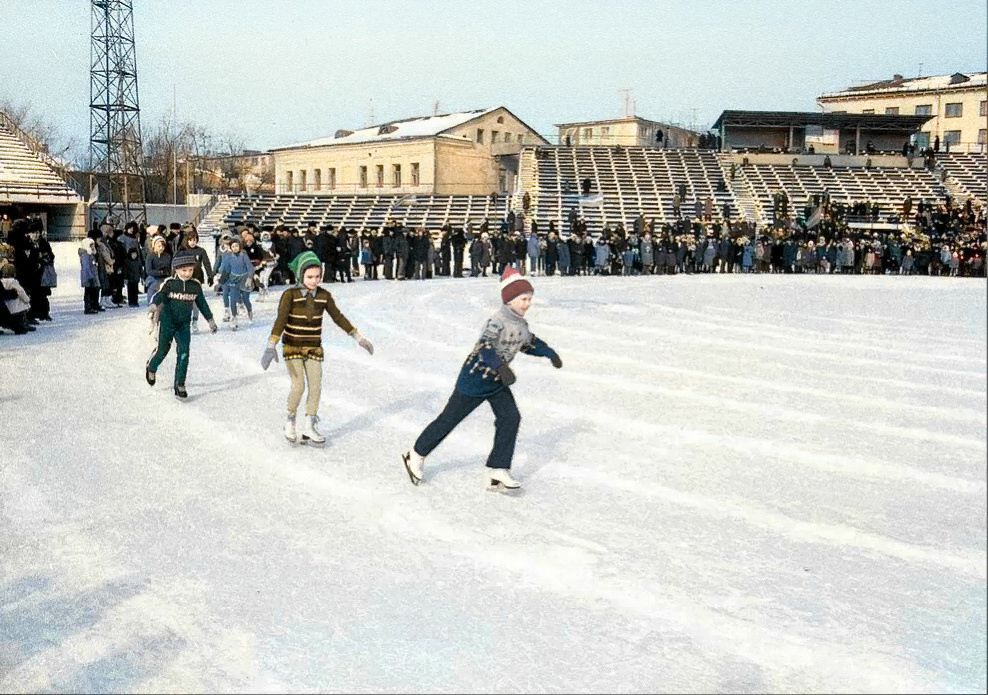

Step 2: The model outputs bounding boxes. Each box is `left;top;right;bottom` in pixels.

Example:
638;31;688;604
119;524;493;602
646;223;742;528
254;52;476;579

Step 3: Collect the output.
146;253;218;399
403;266;562;491
261;251;374;446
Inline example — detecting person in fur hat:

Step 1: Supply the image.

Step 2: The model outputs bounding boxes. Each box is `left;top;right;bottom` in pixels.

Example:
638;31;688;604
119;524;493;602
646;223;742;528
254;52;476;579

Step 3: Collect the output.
261;250;374;446
145;253;218;399
402;266;562;491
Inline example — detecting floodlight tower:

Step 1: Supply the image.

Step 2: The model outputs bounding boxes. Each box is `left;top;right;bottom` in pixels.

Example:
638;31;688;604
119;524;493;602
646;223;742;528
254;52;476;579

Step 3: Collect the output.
90;0;147;225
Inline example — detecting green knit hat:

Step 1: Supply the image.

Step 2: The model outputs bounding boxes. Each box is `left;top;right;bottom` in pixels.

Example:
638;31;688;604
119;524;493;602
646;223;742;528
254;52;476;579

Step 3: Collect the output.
289;250;322;279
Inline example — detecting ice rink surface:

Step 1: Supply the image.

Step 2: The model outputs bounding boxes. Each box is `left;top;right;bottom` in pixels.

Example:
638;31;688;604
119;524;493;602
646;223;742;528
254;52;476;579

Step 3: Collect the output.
1;242;985;693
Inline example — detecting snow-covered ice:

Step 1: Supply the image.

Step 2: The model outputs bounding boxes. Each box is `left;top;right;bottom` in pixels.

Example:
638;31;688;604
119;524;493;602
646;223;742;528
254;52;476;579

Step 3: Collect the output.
1;242;985;693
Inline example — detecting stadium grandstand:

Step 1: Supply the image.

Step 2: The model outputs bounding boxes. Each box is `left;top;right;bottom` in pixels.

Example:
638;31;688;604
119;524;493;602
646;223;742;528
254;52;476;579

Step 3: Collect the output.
207;146;984;238
0;111;86;239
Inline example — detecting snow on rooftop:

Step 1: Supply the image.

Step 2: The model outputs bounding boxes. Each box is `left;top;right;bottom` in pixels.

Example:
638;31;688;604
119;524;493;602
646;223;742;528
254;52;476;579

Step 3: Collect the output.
276;108;500;150
822;72;988;98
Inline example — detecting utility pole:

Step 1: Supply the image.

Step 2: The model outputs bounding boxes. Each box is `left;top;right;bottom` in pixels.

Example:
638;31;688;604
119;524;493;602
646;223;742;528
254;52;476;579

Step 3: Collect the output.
89;0;147;225
620;88;635;119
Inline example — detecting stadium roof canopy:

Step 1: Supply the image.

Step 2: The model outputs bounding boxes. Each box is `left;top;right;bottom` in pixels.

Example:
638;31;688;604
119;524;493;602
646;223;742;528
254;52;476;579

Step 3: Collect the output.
711;110;932;132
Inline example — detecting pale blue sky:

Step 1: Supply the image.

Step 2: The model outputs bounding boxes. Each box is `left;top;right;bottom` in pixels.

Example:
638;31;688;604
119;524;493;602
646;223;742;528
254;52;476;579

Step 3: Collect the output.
6;0;987;154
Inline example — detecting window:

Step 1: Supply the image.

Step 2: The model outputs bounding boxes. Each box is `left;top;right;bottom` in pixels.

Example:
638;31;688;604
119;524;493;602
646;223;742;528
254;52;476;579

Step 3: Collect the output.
503;132;512;143
314;169;322;191
299;170;307;192
496;116;505;124
476;129;484;144
491;131;499;143
392;164;401;187
601;126;611;136
251;157;258;166
861;109;875;114
914;104;932;116
981;101;987;117
583;128;593;138
359;166;367;188
913;132;930;149
978;129;987;146
285;170;293;192
375;165;384;187
943;130;961;145
411;162;420;186
944;102;963;117
884;107;899;115
518;133;525;144
328;168;336;190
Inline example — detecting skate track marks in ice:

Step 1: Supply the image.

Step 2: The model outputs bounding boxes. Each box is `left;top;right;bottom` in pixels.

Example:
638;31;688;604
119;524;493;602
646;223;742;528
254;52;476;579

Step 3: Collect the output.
1;248;985;693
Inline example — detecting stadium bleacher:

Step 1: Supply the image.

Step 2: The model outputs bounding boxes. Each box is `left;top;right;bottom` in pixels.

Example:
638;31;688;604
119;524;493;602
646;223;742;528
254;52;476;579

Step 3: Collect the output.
941;153;988;204
0;120;79;201
216;146;983;237
221;193;509;232
738;162;950;225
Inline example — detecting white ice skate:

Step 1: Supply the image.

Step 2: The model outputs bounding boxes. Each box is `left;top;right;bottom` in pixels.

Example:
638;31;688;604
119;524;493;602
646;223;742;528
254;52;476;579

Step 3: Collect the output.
223;308;232;322
298;415;325;446
191;318;199;333
231;316;239;331
284;415;297;444
487;468;521;491
401;450;425;485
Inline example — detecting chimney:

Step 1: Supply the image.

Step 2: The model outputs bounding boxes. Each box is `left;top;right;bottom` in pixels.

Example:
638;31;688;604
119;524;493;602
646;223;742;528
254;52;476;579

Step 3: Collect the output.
892;74;903;81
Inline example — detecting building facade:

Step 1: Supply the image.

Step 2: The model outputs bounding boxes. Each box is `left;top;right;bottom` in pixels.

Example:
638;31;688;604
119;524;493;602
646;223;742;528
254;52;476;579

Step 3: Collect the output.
270;107;548;196
818;72;987;152
554;117;700;148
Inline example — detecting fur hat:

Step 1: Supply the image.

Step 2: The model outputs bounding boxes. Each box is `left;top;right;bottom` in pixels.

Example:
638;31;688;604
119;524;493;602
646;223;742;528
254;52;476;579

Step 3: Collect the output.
499;266;534;304
289;250;321;279
171;252;197;270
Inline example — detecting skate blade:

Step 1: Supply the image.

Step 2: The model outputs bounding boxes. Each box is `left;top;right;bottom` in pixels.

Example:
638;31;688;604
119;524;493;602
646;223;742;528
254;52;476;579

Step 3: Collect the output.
401;452;421;486
487;480;522;494
300;436;325;448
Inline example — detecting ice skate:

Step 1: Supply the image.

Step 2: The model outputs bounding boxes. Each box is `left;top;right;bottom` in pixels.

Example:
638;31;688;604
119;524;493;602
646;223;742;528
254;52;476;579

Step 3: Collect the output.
174;384;187;399
284;415;298;444
191;318;199;333
401;450;425;485
145;365;156;386
487;468;521;491
231;316;239;331
298;415;325;446
247;309;254;324
223;308;232;322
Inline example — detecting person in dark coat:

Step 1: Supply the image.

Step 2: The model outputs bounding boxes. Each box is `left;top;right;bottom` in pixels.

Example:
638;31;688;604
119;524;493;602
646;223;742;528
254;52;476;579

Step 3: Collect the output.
451;226;466;278
120;221;145;307
337;228;353;282
395;228;411;280
382;227;396;280
411;228;430;280
440;226;452;277
545;232;559;276
13;220;43;322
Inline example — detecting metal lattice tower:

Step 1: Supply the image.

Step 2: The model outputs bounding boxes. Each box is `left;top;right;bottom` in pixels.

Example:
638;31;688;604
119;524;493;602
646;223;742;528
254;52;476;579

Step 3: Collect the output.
90;0;147;225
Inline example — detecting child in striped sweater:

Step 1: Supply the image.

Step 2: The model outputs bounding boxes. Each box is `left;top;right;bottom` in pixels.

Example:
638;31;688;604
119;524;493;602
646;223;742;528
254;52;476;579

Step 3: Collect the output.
261;251;374;445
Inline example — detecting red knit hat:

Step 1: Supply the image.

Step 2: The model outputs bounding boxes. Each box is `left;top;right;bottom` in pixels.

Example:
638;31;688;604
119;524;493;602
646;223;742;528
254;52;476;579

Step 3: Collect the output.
499;266;534;304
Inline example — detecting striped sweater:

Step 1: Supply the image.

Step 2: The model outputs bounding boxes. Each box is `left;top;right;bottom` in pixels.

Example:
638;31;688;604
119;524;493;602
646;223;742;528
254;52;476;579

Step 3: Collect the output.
270;286;355;347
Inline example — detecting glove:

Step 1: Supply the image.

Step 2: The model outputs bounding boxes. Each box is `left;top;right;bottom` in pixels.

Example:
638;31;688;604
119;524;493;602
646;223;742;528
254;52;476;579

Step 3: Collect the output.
148;304;161;326
496;363;516;387
550;354;563;369
261;344;279;370
208;319;218;333
353;330;374;355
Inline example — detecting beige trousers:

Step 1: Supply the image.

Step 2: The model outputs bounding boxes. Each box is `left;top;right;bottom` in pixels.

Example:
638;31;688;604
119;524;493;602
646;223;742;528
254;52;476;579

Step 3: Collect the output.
286;358;322;417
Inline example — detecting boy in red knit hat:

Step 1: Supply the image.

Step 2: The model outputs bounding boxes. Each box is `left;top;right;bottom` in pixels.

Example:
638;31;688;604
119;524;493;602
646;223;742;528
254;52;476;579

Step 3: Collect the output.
403;266;562;491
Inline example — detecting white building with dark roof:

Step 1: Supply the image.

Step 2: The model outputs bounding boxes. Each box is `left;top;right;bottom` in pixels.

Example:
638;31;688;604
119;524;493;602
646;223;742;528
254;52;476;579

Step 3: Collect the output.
270;107;548;196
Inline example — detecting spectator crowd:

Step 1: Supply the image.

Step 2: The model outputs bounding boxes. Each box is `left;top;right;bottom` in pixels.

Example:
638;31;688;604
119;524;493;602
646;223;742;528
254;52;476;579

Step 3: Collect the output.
0;192;985;337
